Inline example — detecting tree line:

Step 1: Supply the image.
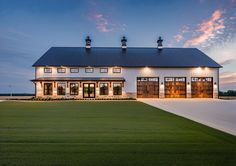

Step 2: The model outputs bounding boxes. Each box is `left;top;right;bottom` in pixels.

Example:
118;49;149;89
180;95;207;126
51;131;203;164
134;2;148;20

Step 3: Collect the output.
219;90;236;96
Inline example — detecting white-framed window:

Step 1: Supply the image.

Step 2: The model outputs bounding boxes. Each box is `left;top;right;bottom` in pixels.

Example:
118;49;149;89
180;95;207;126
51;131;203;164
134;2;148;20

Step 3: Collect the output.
70;68;79;73
176;77;186;82
57;68;66;73
165;77;174;82
100;68;108;73
44;68;52;73
85;67;94;73
191;77;212;82
113;67;121;73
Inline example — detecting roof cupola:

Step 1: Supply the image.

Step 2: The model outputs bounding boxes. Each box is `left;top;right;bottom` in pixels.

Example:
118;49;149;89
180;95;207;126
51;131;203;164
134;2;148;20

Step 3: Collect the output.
85;36;91;49
157;36;163;50
121;36;127;49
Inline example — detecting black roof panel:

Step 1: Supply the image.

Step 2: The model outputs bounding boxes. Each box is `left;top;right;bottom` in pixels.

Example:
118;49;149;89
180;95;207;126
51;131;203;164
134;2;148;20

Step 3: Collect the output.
33;47;221;68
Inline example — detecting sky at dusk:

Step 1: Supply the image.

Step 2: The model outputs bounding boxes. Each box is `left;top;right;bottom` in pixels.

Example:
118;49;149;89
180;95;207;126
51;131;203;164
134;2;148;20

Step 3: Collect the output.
0;0;236;93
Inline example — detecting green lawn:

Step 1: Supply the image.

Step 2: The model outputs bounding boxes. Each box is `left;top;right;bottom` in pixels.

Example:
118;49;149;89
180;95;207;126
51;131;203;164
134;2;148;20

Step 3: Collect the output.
0;101;236;166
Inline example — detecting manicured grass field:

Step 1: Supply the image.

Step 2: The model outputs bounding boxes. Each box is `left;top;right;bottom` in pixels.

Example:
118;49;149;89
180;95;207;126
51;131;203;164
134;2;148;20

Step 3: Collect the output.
0;101;236;166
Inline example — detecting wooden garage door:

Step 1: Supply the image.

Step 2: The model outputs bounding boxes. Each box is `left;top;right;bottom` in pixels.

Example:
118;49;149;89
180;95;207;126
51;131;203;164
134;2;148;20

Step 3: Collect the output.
137;77;159;98
165;77;186;98
191;77;213;98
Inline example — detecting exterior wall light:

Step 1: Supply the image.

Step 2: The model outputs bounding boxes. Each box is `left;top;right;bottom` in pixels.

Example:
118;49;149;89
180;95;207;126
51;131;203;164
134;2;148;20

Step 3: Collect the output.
214;82;217;89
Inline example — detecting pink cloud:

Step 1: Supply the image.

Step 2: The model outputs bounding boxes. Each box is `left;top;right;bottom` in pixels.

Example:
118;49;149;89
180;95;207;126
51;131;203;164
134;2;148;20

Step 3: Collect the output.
93;13;112;32
174;34;183;42
220;72;236;87
174;26;190;42
184;10;225;47
218;58;235;65
229;16;236;20
89;13;126;33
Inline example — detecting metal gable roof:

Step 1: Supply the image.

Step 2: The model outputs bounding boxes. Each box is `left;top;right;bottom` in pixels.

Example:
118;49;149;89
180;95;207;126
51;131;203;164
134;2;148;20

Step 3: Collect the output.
32;47;222;68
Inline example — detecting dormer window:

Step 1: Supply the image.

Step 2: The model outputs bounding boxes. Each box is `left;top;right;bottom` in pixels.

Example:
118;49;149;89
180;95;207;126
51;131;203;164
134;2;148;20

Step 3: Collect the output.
100;68;108;73
57;68;66;73
70;68;79;73
113;67;121;73
85;67;94;73
44;67;52;73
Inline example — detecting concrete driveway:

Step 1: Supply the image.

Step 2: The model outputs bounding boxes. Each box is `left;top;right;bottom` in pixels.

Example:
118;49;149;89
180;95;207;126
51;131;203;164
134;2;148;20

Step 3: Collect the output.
139;99;236;136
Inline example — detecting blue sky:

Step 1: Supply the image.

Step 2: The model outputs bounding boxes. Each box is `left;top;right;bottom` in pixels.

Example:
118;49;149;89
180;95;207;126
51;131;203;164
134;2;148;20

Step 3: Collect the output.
0;0;235;93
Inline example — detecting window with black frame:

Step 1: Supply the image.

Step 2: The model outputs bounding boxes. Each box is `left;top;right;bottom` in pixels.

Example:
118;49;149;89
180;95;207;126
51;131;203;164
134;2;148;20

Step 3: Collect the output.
85;67;94;73
70;68;79;73
57;68;66;73
44;83;52;95
100;83;108;95
113;67;121;73
113;83;122;95
44;68;52;73
100;68;108;73
57;83;66;95
70;83;78;95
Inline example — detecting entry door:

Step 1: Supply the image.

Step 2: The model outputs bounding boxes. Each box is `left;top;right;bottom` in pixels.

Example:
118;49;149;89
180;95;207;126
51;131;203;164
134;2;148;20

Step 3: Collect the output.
83;83;95;98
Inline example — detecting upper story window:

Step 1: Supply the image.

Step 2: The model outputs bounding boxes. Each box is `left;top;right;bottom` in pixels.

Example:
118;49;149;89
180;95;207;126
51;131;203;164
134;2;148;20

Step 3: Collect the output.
44;68;52;73
85;67;94;73
70;68;79;73
113;67;121;73
100;68;108;73
57;68;66;73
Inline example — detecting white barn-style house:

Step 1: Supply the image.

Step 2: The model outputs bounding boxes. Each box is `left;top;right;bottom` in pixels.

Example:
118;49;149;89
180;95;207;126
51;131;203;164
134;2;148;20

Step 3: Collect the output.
32;36;221;99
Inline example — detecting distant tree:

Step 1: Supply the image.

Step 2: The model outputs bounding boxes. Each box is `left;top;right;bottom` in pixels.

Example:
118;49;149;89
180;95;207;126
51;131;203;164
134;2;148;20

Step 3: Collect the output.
227;90;236;96
219;90;236;96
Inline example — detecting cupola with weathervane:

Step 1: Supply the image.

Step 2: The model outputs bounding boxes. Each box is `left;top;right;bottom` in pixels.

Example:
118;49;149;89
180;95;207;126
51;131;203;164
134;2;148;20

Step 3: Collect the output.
157;36;163;50
121;36;127;49
85;36;91;49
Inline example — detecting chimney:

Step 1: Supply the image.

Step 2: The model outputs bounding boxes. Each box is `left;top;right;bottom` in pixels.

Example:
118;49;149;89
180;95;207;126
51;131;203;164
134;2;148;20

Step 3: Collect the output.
121;36;127;49
85;36;91;49
157;36;163;50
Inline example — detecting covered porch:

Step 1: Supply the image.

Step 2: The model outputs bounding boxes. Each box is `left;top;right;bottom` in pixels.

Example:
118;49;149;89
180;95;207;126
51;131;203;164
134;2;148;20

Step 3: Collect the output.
31;77;126;99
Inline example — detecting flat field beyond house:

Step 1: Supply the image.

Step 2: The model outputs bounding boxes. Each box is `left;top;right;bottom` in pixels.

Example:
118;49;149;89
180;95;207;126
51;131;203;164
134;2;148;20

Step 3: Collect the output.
0;101;236;166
